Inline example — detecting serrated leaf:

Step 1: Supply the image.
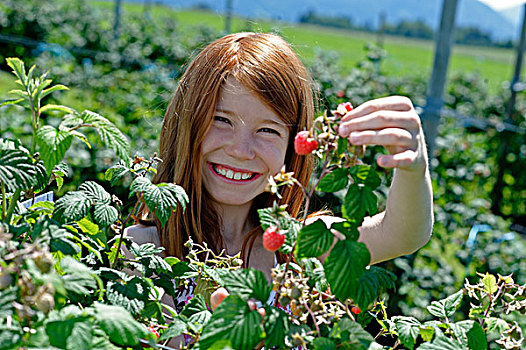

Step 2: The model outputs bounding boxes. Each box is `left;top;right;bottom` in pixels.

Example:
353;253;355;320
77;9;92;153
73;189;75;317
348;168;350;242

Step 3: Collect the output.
295;219;334;258
76;217;100;235
324;240;370;301
313;337;337;349
78;181;111;204
331;219;360;241
485;317;509;334
330;318;377;348
350;164;382;188
0;149;39;192
130;177;188;226
36;125;73;173
392;316;421;350
343;184;378;223
79;110;129;160
105;161;129;186
92;303;150;346
481;273;498;294
53;191;92;223
6;58;27;85
199;295;264;350
93;204;118;227
263;306;290;348
354;266;396;309
181;294;212;328
60;256;98;296
451;321;487;350
426;290;464;319
46;317;93;350
221;268;271;303
317;167;349;192
40;104;74;114
106;278;147;315
160;316;188;340
418;333;468;350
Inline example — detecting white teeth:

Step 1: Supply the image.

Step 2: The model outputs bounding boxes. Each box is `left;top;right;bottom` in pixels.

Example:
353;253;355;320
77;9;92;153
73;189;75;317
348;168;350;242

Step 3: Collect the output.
213;164;254;180
220;168;227;176
226;170;234;179
234;172;241;180
241;173;250;180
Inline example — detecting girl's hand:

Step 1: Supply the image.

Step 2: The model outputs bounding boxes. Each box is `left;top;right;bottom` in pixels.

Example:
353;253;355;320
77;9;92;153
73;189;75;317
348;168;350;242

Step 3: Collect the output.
338;96;428;172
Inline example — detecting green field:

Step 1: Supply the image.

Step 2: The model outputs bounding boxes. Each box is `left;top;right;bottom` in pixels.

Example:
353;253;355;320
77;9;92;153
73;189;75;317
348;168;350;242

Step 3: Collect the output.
90;1;515;93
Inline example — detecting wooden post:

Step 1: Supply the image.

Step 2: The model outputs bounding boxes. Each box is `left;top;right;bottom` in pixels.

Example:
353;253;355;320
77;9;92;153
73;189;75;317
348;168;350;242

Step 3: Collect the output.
507;4;526;121
225;0;233;34
114;0;122;39
421;0;459;160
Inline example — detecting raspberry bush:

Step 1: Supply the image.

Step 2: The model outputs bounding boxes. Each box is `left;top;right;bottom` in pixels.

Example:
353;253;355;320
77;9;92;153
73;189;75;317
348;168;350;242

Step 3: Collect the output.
1;59;525;350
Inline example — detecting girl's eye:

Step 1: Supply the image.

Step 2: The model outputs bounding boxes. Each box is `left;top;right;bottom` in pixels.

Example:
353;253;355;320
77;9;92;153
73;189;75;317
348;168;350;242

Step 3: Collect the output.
259;127;281;136
214;116;232;125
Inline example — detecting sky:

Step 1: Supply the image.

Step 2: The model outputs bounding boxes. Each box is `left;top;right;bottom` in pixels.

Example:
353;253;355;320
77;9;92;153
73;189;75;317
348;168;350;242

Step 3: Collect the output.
479;0;526;10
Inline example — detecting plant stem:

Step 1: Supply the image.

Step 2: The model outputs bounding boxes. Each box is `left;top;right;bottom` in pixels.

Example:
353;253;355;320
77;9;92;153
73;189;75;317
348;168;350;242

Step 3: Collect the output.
5;188;22;224
111;195;142;268
303;300;321;336
1;181;6;220
301;148;331;226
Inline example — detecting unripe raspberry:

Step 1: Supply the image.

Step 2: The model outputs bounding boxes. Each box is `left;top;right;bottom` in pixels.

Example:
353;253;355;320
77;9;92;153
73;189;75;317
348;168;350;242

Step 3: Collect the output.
210;287;229;311
294;131;318;155
262;226;285;252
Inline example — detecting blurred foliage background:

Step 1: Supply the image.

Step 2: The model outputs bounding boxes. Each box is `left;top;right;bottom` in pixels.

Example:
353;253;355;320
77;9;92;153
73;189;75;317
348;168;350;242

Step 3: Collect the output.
1;0;525;335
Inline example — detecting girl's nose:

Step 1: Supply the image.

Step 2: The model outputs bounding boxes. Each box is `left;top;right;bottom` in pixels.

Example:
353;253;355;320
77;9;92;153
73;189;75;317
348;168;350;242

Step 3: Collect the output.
225;131;256;160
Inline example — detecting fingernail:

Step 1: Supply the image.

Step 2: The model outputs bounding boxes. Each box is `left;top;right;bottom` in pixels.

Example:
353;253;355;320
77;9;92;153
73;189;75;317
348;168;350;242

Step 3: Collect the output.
378;157;387;166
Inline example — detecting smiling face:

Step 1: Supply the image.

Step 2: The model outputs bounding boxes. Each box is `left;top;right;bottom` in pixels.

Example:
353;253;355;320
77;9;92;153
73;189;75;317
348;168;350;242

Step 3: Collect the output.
200;77;290;208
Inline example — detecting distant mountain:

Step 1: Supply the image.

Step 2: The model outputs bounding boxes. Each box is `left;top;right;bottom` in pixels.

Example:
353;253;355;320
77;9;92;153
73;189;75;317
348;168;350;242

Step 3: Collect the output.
137;0;519;40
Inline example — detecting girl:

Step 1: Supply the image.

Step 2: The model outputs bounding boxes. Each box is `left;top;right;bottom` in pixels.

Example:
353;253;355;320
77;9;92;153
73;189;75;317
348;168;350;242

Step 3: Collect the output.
125;30;433;320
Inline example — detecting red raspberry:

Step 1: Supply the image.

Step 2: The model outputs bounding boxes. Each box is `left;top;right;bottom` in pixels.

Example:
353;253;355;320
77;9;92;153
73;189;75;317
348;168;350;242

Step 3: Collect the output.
263;226;285;252
336;90;345;98
147;326;160;339
294;131;318;155
351;306;361;315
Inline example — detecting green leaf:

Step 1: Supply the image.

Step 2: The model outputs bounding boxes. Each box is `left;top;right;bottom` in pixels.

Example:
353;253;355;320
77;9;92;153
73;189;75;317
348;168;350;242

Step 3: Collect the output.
92;303;150;346
0;149;39;192
426;290;464;319
160;316;188;340
36;125;73;173
451;321;487;350
199;296;264;350
354;266;396;309
317;168;349;192
0;98;24;107
295;219;334;258
53;191;92;224
263;306;290;348
46;317;93;350
221;268;271;303
77;217;100;235
337;137;348;155
40;104;74;114
324;240;370;301
93;204;119;227
392;316;421;350
80;110;130;160
418;333;468;350
40;84;69;100
481;273;498;294
330;318;377;348
181;294;212;329
60;256;98;296
6;58;27;85
106;278;147;315
343;184;378;223
313;337;337;349
130;177;188;226
78;181;111;204
349;165;381;188
331;219;360;241
485;317;509;334
105;161;130;186
301;257;328;292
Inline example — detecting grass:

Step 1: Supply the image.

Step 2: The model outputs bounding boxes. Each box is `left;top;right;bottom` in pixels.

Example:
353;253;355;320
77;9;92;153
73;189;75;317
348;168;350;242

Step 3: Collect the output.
90;1;515;93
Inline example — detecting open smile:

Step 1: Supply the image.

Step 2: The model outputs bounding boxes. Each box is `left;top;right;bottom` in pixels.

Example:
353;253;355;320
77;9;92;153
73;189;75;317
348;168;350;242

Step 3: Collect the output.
208;162;262;183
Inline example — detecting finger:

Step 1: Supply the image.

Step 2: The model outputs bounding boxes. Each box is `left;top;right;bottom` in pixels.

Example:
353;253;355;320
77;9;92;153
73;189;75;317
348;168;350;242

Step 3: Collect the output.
377;150;418;168
339;110;421;137
210;287;230;311
349;128;415;148
258;307;266;324
341;96;414;121
248;300;257;311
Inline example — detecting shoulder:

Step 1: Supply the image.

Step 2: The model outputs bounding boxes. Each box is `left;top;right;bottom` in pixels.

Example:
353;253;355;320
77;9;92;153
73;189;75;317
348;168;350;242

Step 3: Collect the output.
124;224;161;247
